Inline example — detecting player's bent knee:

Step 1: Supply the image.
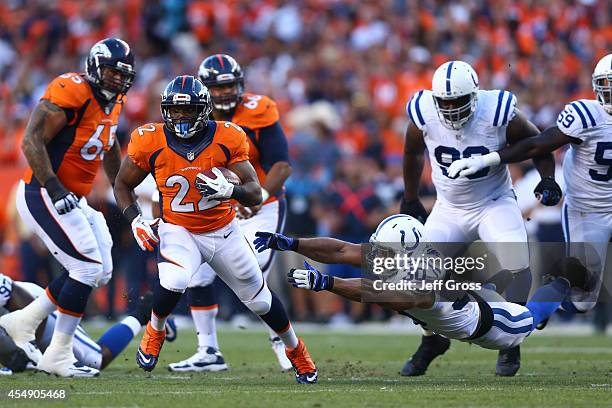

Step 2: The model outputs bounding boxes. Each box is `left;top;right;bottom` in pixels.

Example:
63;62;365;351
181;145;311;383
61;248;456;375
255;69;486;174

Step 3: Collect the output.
158;264;190;293
68;263;104;288
243;284;272;315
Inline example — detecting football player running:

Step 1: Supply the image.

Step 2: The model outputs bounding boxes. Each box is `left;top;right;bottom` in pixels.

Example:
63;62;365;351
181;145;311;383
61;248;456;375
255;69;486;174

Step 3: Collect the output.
447;53;612;317
0;274;176;374
114;76;317;384
168;54;293;372
0;38;135;377
254;216;591;365
400;60;560;376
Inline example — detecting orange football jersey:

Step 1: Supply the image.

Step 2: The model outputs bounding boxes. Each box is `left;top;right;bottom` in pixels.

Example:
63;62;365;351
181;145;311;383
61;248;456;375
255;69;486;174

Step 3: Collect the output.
128;121;249;233
227;93;280;204
23;73;123;197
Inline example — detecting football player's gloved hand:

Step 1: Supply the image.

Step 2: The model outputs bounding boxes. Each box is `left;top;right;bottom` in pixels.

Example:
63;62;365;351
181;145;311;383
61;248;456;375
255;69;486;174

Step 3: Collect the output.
399;198;428;223
254;231;298;252
287;261;333;292
45;176;80;215
195;168;234;200
447;152;501;179
131;215;160;251
534;177;562;206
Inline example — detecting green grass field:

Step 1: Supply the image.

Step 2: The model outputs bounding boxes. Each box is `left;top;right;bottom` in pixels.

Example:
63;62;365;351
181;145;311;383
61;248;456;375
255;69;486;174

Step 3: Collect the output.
1;327;610;408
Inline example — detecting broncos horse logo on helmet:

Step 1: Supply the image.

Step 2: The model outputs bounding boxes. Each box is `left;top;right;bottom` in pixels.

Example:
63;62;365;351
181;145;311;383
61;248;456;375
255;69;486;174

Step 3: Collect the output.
197;54;245;112
161;75;213;139
85;38;135;101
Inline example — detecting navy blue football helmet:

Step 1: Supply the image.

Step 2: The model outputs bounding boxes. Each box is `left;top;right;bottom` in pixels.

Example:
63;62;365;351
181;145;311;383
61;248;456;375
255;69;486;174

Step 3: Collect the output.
197;54;244;111
85;38;135;100
161;76;213;139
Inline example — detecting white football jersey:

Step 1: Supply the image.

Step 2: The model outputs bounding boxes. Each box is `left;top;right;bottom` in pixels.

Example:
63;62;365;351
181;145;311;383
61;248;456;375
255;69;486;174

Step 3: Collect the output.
389;245;479;340
558;100;612;212
0;273;44;311
0;273;13;309
405;297;480;340
406;89;515;209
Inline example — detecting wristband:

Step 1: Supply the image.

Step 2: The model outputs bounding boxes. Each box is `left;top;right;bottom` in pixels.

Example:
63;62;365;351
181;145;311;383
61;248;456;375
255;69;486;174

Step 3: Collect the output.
326;275;334;290
291;238;299;251
122;202;142;223
482;152;501;166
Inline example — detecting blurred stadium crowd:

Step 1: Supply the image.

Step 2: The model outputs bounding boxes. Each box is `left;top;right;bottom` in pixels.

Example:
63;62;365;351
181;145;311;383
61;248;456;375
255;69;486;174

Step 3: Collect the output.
0;0;609;328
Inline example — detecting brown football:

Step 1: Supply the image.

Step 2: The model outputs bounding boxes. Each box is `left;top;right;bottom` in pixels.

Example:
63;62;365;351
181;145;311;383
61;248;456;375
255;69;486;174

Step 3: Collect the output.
199;167;242;185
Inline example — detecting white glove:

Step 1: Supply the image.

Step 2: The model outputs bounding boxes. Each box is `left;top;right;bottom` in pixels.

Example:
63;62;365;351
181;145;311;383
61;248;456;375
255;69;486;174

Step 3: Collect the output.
131;215;160;251
447;152;501;178
287;262;333;292
195;168;235;200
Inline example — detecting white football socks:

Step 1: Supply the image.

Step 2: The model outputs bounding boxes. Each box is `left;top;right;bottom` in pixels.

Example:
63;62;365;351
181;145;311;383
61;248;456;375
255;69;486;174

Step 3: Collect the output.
121;316;142;336
22;292;56;329
191;306;220;350
277;324;299;349
150;312;166;331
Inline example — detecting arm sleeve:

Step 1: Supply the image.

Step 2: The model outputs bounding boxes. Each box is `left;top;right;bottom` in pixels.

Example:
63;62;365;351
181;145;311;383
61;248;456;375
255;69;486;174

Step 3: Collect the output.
257;122;290;172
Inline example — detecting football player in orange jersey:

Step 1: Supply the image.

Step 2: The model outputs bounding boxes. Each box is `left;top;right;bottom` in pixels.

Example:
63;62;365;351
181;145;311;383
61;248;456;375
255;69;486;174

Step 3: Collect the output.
166;54;294;372
114;76;317;384
0;38;135;377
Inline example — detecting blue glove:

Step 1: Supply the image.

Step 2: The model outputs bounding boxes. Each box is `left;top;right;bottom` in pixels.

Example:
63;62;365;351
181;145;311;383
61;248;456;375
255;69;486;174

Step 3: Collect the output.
533;177;562;206
254;231;298;252
287;261;333;292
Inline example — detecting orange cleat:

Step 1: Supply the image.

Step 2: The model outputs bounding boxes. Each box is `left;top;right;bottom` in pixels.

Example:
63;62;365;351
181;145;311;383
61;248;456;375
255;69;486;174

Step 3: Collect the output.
136;322;166;371
285;337;317;384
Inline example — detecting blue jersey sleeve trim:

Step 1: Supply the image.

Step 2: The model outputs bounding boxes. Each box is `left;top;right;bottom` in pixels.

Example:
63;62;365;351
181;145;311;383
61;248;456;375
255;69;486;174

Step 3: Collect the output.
501;92;514;126
414;91;425;127
570;102;588;129
493;90;504;126
576;100;596;127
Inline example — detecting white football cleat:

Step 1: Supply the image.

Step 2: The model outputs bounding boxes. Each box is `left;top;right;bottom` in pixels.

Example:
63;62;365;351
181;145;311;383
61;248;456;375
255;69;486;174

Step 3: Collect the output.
270;337;293;371
36;344;99;378
168;347;228;372
0;310;42;364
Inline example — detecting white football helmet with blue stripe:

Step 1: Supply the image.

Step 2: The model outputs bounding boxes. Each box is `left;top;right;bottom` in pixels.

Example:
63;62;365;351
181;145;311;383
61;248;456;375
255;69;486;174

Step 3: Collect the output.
592;53;612;114
431;61;479;130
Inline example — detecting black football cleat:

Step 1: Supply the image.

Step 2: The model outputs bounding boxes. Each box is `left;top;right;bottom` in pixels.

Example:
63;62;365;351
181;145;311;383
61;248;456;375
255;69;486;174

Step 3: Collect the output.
400;334;450;376
535;317;549;330
496;345;520;376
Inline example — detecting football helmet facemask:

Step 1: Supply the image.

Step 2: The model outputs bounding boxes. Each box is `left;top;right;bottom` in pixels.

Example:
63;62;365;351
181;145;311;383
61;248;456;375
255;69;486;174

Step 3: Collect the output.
431;60;479;130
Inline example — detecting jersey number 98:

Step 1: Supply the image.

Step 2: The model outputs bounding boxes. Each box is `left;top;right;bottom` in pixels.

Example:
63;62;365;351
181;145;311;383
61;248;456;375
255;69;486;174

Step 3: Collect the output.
435;145;491;179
